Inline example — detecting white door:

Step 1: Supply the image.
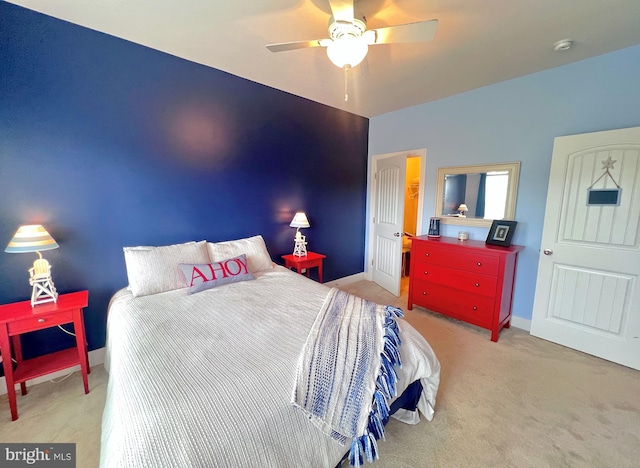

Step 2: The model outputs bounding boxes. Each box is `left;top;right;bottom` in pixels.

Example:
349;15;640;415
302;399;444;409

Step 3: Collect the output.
531;126;640;370
372;154;406;296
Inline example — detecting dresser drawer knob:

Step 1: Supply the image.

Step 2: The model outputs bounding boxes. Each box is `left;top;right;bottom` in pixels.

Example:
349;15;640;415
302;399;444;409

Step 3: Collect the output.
38;318;45;323
423;271;428;275
475;283;480;287
422;291;427;295
473;306;478;311
477;262;482;266
424;253;429;257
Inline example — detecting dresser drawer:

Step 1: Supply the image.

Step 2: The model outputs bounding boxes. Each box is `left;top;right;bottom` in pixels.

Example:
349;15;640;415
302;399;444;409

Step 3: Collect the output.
412;242;499;276
411;263;498;298
7;310;73;335
410;280;494;328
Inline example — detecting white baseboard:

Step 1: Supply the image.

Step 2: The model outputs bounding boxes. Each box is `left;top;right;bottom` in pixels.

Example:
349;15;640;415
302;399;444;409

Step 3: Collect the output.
324;272;367;288
0;347;106;396
510;316;531;332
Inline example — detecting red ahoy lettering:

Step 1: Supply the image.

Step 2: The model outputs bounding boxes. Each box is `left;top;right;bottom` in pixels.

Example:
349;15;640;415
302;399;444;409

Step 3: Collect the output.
189;266;209;285
189;257;249;286
221;258;248;276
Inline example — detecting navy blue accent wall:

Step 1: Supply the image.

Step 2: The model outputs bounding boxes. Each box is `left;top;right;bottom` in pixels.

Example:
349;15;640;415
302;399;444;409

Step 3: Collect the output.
0;3;369;360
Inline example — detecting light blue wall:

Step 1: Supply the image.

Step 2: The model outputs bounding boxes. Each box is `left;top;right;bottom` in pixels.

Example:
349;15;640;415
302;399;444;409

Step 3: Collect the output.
369;44;640;321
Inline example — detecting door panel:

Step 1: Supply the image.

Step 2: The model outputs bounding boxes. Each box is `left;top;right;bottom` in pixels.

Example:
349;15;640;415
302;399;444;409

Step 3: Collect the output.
372;155;405;296
548;266;630;335
531;126;640;370
560;147;640;246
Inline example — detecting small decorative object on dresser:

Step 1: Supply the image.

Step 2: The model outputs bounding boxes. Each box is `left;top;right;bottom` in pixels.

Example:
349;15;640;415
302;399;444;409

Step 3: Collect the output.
485;220;518;247
408;236;523;341
427;217;441;237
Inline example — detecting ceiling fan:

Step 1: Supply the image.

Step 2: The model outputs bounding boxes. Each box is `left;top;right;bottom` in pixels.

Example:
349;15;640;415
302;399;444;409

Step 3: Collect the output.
266;0;438;71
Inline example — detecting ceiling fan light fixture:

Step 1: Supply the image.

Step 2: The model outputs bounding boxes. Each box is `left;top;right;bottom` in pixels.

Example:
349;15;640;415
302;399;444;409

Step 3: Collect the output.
326;34;368;68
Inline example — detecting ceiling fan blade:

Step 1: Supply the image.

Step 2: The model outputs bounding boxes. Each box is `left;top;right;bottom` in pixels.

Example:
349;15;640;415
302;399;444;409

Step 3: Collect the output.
369;19;438;45
266;39;328;53
328;0;354;23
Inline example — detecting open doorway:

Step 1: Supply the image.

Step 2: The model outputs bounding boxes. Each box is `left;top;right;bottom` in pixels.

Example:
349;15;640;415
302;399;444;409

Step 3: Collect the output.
401;156;421;295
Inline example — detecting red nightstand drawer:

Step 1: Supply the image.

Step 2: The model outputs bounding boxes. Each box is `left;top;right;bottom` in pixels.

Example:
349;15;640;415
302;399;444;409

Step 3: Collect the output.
293;258;321;269
281;252;326;283
7;310;74;335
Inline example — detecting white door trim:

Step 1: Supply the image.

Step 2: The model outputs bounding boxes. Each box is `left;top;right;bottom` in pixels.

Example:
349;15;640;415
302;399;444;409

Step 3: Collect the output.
365;148;427;280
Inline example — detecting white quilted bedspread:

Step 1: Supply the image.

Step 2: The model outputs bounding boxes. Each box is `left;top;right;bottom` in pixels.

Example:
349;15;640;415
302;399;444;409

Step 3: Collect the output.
100;266;440;467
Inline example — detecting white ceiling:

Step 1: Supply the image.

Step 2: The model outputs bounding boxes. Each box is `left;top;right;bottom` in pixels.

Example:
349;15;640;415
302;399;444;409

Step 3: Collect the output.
8;0;640;117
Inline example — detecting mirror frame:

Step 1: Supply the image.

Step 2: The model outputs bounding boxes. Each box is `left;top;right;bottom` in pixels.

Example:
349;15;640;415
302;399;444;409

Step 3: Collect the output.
434;161;521;228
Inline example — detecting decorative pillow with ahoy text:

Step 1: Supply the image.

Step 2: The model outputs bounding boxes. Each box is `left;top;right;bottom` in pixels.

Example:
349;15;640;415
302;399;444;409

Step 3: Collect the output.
179;254;254;294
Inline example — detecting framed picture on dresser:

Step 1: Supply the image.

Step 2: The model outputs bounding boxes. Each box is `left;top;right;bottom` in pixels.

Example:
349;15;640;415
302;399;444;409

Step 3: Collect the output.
486;220;518;247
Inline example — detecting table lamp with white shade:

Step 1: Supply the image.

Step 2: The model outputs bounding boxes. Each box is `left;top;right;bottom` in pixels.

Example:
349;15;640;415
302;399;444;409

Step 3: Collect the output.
289;212;310;257
5;224;60;306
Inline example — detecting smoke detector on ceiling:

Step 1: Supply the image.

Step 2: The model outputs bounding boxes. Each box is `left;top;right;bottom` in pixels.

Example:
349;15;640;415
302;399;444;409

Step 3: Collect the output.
553;39;573;52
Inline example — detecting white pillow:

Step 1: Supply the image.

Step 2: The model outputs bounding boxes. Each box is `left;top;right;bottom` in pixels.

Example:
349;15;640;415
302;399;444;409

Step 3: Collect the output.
124;241;209;297
207;235;273;273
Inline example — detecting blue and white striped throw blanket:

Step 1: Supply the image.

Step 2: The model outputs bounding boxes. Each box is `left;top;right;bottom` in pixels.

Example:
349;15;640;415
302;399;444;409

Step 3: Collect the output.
292;288;404;467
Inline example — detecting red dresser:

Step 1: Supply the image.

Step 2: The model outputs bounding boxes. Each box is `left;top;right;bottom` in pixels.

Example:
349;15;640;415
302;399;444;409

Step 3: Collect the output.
408;236;523;341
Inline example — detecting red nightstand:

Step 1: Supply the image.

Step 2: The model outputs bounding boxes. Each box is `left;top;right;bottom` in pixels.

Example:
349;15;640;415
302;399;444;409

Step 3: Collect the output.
0;290;90;421
282;252;326;283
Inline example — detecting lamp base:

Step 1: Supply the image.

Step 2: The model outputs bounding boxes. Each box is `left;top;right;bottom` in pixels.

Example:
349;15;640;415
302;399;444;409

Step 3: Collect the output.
28;257;58;307
31;279;58;307
293;238;308;257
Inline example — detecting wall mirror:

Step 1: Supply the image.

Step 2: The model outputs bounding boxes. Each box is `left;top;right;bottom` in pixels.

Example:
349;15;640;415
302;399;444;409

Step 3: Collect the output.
434;162;521;227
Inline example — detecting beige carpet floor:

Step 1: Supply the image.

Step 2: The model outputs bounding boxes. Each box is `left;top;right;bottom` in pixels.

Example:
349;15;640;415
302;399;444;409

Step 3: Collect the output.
0;279;639;467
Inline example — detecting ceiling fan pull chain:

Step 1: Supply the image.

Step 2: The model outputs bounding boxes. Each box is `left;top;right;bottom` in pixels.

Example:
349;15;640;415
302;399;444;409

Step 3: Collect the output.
343;64;350;102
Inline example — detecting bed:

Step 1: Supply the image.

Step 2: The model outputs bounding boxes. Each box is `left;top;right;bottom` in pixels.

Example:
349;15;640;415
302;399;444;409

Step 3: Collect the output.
100;236;440;467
